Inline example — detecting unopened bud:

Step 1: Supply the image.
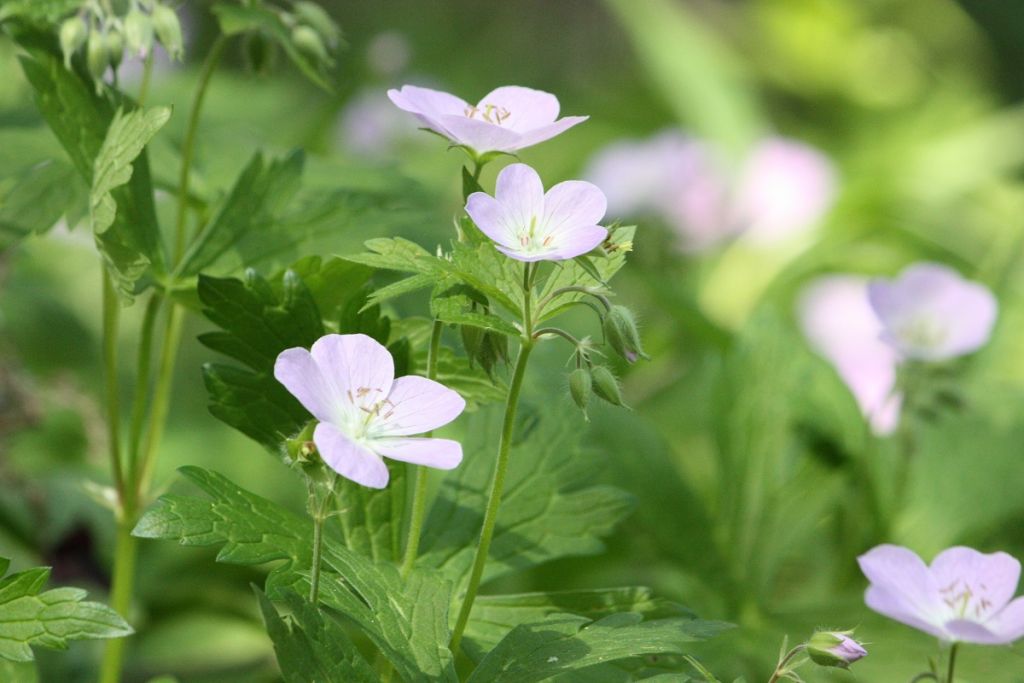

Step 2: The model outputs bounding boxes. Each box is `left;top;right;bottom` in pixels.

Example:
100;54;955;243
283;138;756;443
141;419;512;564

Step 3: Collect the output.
591;365;625;407
569;368;591;417
152;3;184;60
86;31;108;83
104;29;125;67
59;17;88;68
285;422;317;463
806;631;867;668
603;305;647;363
123;9;153;56
291;25;330;65
294;1;340;47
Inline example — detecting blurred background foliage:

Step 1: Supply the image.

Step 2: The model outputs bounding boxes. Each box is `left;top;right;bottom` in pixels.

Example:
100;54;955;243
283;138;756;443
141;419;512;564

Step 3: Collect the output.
3;0;1024;680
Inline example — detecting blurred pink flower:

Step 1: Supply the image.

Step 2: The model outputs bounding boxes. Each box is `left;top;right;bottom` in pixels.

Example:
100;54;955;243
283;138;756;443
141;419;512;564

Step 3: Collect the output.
868;263;997;362
798;275;901;435
387;85;587;155
337;90;420;157
859;544;1024;645
274;334;466;488
584;132;835;251
465;163;608;262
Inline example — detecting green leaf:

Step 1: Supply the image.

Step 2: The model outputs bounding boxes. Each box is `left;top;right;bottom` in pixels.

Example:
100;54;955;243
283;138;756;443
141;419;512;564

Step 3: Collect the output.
343;237;446;275
332;466;406;563
0;560;132;662
0;159;85;250
365;272;437;308
256;588;376;683
0;0;81;24
448;241;525;317
212;3;334;90
420;405;635;589
17;45;165;298
133;468;458;682
467;612;731;683
431;295;521;338
90;106;171;297
464;587;694;661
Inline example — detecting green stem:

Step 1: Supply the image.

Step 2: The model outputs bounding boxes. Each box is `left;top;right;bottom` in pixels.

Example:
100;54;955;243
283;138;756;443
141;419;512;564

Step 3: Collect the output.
946;643;959;683
98;520;137;683
173;34;227;260
102;269;125;495
448;339;534;656
126;294;161;482
767;646;805;683
135;303;184;500
137;51;154;106
535;285;611;318
400;319;444;577
532;326;581;347
309;512;325;604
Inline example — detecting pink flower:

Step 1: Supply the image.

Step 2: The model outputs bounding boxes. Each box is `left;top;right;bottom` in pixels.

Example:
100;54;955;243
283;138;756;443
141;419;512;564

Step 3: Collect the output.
387;85;587;155
465;163;608;262
798;276;901;435
859;544;1024;645
806;630;868;667
274;334;466;488
868;263;998;362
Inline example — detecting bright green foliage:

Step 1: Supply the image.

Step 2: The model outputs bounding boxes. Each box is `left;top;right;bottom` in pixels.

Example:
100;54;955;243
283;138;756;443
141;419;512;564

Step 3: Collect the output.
419;405;635;589
0;0;83;25
536;225;635;322
90;106;171;297
17;44;165;297
466;612;731;683
255;589;376;683
431;292;522;338
0;558;133;662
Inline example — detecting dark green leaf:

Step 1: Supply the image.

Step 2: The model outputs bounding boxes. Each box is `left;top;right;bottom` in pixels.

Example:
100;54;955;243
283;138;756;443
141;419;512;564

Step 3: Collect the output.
431;294;521;338
0;159;85;250
343;236;446;275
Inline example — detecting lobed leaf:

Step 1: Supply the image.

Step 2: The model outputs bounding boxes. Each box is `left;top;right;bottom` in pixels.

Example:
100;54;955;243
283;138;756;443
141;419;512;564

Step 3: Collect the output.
0;159;85;250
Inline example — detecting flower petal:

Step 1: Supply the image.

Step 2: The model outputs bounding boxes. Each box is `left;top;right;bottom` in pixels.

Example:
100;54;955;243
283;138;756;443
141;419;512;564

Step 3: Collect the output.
373;437;463;470
990;596;1024;644
858;545;943;629
494;244;552;263
942;619;1007;645
314;422;389;488
436;115;522;154
274;347;339;424
542;180;607;235
372;375;466;437
465;192;517;248
547;224;608;260
387;85;469;137
495;163;545;234
930;546;1021;614
310;334;394;414
864;585;949;640
475;86;560;132
514;116;588;149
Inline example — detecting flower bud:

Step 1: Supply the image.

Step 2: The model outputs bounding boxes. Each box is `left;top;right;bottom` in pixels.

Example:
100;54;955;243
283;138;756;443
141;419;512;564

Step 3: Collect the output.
591;365;625;407
59;17;88;68
291;24;330;65
104;29;125;68
603;305;648;363
152;3;184;60
569;368;592;417
86;31;109;83
123;9;153;57
294;1;340;47
806;631;867;668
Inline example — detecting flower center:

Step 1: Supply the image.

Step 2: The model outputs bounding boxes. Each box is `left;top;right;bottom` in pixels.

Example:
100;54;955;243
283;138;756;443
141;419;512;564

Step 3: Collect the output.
342;386;393;438
898;315;948;350
465;103;511;125
940;578;996;620
516;215;554;253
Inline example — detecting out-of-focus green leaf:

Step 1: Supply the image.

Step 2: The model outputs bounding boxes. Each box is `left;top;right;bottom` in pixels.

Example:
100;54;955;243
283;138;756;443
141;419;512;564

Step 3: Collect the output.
464;587;694;661
90;106;171;297
603;0;762;154
466;612;731;683
420;405;634;590
0;0;81;24
0;159;84;250
256;588;376;683
0;660;37;683
0;560;132;662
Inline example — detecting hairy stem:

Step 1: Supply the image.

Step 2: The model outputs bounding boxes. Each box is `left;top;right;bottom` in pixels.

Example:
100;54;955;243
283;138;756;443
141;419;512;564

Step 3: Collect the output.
767;645;805;683
309;513;325;604
400;319;444;577
448;339;534;656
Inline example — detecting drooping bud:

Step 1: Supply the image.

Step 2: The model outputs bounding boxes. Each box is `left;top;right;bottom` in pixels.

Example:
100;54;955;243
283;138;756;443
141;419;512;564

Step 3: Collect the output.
285;421;318;464
59;17;88;68
591;365;625;407
569;368;592;417
291;24;330;65
806;631;867;668
104;29;125;68
294;1;340;47
123;9;153;57
603;305;648;363
86;31;109;83
152;3;184;60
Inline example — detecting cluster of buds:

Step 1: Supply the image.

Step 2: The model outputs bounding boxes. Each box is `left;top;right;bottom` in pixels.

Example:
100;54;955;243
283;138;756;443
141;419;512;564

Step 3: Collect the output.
59;0;183;88
567;340;628;420
283;1;340;68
